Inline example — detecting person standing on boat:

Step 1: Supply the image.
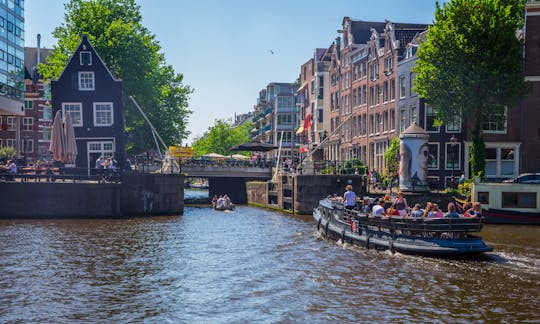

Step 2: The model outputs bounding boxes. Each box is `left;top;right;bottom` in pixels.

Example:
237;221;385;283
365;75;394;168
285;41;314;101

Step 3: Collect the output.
392;192;409;216
343;185;357;210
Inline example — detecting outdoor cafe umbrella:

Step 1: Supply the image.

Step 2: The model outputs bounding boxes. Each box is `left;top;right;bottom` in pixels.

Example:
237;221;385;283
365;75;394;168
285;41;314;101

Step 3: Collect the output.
230;141;278;152
230;154;251;161
203;152;227;159
49;110;65;162
63;113;78;164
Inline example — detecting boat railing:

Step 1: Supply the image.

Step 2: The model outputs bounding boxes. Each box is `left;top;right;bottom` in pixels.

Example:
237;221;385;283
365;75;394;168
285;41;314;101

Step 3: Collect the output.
344;209;484;233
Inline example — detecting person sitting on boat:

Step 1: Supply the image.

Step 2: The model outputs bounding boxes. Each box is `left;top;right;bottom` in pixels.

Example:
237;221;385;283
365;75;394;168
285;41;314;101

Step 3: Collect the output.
343;185;357;210
423;202;432;218
371;198;386;216
427;203;444;218
211;195;218;209
410;204;424;218
445;202;460;218
216;195;225;209
223;195;234;209
465;202;482;218
362;197;371;214
391;192;409;216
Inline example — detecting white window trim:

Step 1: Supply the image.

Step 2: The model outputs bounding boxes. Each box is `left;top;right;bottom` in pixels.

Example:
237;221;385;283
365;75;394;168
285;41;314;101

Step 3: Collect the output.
93;102;114;127
23;139;34;153
483;108;508;134
23;117;33;131
7;116;16;131
428;142;440;170
62;102;84;127
445;142;461;171
445;116;462;133
80;51;92;66
78;71;95;91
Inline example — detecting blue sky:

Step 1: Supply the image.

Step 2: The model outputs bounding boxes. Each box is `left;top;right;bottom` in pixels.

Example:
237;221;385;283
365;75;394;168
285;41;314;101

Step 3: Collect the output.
25;0;440;145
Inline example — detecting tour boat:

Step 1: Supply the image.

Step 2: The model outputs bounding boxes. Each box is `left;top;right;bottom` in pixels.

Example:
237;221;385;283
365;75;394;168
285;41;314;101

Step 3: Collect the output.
471;180;540;225
313;198;493;257
214;205;235;211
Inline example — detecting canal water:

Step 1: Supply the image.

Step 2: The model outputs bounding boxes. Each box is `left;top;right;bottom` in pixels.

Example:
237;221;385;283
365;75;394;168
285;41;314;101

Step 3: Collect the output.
0;190;538;322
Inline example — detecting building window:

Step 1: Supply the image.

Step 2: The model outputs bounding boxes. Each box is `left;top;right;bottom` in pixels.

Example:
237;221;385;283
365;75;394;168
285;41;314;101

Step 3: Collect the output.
80;51;92;66
446;116;461;132
410;106;417;125
277;131;292;143
362;85;367;105
22;139;34;154
428;143;439;170
445;142;461;170
6;139;16;148
62;103;83;127
502;192;536;209
399;75;406;98
483;109;507;133
93;102;114;126
485;147;516;178
78;72;95;91
88;141;116;161
425;105;439;132
376;85;381;105
369;87;374;106
410;73;416;96
7;116;16;131
390;79;395;100
318;109;323;124
383;81;389;102
389;109;395;131
23;117;34;131
43;105;52;121
400;109;407;133
43;127;52;141
25;100;33;109
477;192;490;204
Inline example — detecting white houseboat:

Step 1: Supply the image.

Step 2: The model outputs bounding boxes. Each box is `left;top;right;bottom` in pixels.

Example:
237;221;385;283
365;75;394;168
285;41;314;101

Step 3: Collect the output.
471;180;540;225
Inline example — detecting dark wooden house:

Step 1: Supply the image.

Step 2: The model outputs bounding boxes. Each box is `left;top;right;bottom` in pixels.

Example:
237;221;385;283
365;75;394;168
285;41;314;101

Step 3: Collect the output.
51;34;125;173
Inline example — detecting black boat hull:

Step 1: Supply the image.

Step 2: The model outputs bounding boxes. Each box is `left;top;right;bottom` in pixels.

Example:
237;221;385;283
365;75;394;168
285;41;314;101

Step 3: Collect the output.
314;200;492;257
482;208;540;225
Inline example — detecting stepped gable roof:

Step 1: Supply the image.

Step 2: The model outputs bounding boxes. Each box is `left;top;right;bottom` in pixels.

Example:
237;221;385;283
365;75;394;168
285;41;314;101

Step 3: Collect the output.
349;20;386;44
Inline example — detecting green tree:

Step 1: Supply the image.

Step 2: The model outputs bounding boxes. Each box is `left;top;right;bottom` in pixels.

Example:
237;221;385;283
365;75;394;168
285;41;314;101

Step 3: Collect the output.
384;137;400;176
39;0;192;154
192;120;252;157
414;0;527;178
0;146;16;162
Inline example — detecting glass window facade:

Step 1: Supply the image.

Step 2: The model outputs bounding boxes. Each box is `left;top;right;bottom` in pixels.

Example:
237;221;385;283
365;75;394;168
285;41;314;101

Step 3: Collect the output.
0;1;24;102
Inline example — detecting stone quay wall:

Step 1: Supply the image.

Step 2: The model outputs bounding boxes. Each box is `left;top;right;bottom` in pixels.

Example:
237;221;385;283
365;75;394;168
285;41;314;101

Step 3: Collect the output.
246;181;268;206
0;172;184;218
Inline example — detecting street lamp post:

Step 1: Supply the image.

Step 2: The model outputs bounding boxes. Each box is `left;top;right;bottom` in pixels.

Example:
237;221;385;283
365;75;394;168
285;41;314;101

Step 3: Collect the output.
450;135;458;189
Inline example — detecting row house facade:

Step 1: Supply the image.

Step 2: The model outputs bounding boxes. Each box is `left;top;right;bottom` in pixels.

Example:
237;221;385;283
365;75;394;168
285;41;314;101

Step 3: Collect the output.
51;35;125;171
330;18;427;173
251;82;298;162
295;48;329;161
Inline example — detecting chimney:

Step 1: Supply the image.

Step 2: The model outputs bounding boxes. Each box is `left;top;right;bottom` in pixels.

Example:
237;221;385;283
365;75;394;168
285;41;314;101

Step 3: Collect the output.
37;33;41;63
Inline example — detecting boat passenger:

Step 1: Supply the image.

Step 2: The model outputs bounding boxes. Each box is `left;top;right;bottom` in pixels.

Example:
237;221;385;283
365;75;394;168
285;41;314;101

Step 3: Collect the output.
362;197;371;214
371;198;386;216
445;202;460;218
423;202;432;218
410;204;424;218
465;202;482;218
428;203;444;218
211;195;218;208
392;191;409;216
343;185;357;210
216;195;224;209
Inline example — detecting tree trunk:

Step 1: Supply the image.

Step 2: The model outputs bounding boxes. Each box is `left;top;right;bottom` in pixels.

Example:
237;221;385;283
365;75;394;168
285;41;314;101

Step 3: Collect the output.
470;109;486;180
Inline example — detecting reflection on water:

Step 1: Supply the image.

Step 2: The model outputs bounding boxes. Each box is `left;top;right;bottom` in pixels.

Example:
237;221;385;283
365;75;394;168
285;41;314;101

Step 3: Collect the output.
0;207;538;322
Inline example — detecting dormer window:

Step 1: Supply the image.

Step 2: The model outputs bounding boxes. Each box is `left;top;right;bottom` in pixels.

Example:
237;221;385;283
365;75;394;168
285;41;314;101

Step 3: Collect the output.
80;51;92;66
79;71;95;91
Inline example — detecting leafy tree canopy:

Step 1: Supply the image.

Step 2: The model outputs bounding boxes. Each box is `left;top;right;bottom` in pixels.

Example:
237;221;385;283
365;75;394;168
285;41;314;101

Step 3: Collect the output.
413;0;527;176
384;137;400;176
39;0;192;155
192;120;252;157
